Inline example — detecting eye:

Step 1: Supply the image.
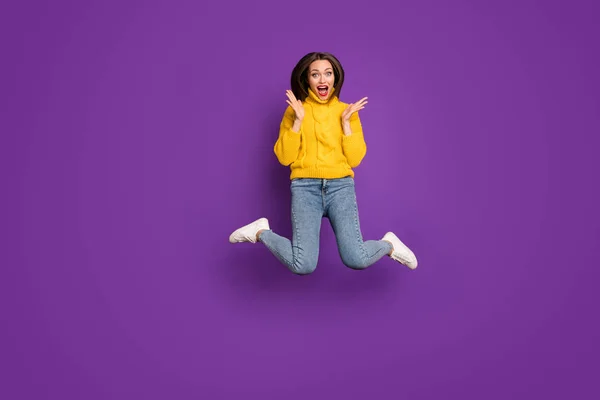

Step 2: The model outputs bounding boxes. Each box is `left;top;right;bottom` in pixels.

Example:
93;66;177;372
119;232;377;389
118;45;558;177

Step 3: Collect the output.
326;72;332;76
312;73;319;78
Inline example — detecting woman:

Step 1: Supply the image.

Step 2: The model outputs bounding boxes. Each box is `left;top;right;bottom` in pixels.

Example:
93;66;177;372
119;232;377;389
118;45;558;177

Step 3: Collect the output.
229;52;418;275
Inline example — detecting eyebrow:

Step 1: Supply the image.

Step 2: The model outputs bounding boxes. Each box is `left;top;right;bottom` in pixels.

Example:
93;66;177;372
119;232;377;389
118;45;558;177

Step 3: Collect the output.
311;68;333;72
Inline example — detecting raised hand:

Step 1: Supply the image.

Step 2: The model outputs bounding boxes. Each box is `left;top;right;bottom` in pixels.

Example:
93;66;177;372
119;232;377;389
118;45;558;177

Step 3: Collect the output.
341;97;368;123
286;90;305;122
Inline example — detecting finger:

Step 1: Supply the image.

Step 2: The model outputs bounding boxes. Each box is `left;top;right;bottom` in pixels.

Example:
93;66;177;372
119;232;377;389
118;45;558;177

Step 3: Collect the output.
344;106;364;117
287;100;299;112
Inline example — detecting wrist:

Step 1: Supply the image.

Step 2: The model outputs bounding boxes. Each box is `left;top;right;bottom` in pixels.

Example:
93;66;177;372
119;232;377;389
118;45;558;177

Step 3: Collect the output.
292;118;302;132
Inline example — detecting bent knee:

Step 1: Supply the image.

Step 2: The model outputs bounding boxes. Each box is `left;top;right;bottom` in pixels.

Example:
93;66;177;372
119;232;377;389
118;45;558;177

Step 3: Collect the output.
291;259;318;275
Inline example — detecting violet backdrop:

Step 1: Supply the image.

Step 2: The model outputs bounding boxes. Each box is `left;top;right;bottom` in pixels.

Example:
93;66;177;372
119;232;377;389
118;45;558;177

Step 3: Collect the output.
2;0;599;399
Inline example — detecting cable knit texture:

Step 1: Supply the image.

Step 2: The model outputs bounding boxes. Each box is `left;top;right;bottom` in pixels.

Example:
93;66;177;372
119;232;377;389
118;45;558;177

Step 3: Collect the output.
274;88;367;180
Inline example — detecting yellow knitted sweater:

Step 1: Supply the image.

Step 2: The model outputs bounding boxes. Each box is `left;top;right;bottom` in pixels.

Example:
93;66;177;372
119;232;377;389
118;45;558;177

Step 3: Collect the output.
274;88;367;180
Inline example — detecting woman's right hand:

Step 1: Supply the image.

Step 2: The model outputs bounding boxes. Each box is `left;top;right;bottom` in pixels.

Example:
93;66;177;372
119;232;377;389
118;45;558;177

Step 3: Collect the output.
286;90;304;123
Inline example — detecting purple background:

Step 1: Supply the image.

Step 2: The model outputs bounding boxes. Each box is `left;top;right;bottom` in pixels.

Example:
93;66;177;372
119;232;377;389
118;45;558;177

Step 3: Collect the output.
2;0;599;399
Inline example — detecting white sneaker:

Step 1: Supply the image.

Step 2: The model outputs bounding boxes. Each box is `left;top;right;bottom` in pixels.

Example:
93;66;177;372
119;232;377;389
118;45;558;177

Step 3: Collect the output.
229;218;270;244
382;232;418;269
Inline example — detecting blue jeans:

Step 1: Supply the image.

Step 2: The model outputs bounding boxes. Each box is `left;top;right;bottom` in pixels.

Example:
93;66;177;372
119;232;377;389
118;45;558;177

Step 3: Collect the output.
258;177;393;275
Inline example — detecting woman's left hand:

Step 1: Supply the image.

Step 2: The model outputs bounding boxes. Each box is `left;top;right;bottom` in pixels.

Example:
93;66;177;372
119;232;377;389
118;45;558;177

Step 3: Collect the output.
341;97;368;123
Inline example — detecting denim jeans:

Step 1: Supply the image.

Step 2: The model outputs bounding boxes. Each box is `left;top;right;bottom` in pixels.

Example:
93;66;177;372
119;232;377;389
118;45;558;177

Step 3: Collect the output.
258;177;393;275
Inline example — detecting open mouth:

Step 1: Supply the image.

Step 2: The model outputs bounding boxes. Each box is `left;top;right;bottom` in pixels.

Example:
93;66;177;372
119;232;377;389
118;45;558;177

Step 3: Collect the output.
317;85;329;97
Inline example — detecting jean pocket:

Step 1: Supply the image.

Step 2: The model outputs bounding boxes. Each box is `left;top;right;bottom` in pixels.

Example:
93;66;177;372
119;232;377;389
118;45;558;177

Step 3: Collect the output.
290;178;304;188
338;176;354;185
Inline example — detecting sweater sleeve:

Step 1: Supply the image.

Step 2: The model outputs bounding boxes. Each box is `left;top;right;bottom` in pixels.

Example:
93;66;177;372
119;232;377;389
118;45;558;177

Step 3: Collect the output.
273;106;302;166
342;112;367;167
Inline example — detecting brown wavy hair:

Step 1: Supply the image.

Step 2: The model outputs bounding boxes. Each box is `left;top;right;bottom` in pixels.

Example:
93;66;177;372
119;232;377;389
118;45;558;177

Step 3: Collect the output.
290;52;345;101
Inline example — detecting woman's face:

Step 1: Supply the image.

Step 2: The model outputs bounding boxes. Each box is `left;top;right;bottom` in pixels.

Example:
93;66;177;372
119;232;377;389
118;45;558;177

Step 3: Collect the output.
307;59;335;100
